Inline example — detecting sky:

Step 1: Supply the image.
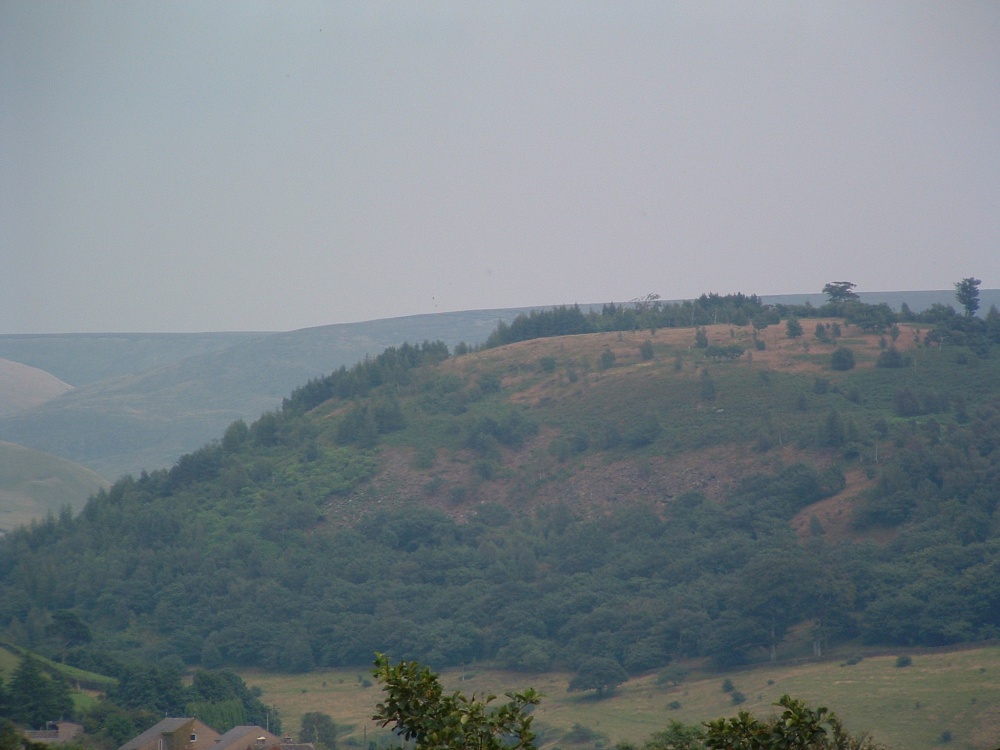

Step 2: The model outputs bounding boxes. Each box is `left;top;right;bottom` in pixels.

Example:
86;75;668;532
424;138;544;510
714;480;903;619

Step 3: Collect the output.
2;2;999;334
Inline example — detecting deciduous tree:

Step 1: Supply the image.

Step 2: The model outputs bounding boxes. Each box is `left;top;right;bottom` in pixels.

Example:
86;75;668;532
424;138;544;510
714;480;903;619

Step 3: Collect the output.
704;694;885;749
822;281;859;303
372;654;541;750
567;657;628;697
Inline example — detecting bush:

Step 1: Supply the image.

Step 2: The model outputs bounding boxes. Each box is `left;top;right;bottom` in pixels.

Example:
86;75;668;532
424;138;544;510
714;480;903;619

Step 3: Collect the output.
895;655;912;668
877;347;910;368
830;347;855;371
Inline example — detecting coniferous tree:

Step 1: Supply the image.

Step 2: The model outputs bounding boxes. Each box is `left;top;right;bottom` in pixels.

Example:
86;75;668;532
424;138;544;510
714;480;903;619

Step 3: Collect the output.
954;277;981;317
7;655;72;729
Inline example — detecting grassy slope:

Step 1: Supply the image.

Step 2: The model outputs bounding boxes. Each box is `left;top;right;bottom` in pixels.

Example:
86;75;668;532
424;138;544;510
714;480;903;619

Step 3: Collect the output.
0;442;109;533
244;645;1000;750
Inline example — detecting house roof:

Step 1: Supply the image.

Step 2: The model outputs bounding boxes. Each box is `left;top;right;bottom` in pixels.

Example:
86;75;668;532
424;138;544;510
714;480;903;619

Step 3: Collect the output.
118;719;194;750
214;726;280;750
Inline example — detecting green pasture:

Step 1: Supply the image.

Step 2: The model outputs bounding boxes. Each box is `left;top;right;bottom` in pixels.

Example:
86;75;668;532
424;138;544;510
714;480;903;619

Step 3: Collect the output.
245;645;1000;750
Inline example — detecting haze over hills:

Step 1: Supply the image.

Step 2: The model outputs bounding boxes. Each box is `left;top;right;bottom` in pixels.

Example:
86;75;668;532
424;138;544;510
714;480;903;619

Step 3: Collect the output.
0;308;532;479
0;289;995;482
0;441;109;534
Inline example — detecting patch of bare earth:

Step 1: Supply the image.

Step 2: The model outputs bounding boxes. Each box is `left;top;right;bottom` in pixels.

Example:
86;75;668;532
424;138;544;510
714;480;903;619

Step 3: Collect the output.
789;467;895;544
326;440;876;534
323;319;913;535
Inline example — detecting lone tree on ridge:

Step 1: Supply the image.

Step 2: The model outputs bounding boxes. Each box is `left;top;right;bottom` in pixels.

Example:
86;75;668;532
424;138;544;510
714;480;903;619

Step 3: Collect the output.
954;277;981;317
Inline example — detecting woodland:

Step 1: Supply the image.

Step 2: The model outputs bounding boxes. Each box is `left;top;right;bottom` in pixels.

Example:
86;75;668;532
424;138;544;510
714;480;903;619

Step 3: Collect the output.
1;280;999;748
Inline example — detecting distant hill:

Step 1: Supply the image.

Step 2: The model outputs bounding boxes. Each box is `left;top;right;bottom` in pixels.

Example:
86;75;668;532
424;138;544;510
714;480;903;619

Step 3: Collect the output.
0;358;72;417
0;309;529;479
0;441;109;534
0;331;267;387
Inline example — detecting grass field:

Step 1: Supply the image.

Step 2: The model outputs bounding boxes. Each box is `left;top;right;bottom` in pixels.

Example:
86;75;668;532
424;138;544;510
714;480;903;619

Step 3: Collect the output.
244;645;1000;750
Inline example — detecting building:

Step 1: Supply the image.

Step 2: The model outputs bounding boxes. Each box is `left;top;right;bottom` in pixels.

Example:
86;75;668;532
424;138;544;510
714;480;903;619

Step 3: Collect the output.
117;719;220;750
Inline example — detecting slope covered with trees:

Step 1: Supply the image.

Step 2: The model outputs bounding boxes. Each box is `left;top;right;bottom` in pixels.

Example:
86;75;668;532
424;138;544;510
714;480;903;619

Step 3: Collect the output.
1;289;999;685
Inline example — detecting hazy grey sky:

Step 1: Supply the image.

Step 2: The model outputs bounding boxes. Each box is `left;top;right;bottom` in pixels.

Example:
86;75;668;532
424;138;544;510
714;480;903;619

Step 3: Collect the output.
3;2;998;333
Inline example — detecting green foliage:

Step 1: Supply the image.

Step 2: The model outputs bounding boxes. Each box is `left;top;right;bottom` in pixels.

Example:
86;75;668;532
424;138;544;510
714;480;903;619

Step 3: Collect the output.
823;281;859;303
186;699;246;734
699;368;716;401
639;340;655;361
876;347;909;369
785;317;803;338
642;721;704;750
5;654;73;729
703;345;744;361
496;637;552;673
567;657;628;697
830;347;855;371
284;342;451;414
694;328;709;349
300;711;338;750
954;277;981;317
372;654;541;750
704;694;885;750
845;302;897;333
465;408;538;453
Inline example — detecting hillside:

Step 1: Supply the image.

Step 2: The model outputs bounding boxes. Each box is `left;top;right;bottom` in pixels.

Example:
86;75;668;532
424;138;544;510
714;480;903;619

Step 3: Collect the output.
0;357;72;417
0;309;530;479
0;442;109;534
1;295;998;684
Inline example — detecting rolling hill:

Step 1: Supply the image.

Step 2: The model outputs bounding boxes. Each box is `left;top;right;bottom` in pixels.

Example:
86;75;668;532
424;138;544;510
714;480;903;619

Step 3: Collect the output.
0;441;109;534
0;357;72;417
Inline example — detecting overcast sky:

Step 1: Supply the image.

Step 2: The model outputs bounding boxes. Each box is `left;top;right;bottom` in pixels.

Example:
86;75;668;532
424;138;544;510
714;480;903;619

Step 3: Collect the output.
3;2;999;333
